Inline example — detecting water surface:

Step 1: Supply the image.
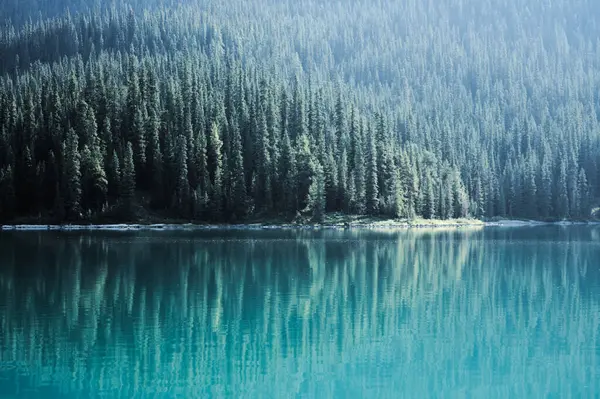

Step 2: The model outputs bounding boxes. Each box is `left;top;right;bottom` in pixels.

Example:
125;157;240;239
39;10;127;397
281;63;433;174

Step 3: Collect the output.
0;227;599;398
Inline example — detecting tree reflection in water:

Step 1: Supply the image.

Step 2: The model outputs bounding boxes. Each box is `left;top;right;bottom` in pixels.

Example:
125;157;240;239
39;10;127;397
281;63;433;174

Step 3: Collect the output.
0;227;599;397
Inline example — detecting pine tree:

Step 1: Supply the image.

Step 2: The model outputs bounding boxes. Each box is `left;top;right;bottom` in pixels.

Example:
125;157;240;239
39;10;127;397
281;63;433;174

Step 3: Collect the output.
81;145;108;212
452;170;470;218
208;122;223;219
399;150;417;218
147;107;163;207
524;156;538;218
296;132;314;211
75;99;97;149
555;159;569;219
175;135;190;217
440;165;453;220
347;171;357;214
254;110;272;211
280;128;298;214
474;175;485;218
366;123;379;215
107;150;121;200
422;172;436;219
323;150;339;211
132;106;147;182
17;146;36;214
539;153;553;218
376;113;395;209
577;168;590;218
305;159;326;222
121;142;136;211
393;168;406;218
339;148;349;212
229;119;247;220
63;127;82;220
194;115;209;199
352;119;367;214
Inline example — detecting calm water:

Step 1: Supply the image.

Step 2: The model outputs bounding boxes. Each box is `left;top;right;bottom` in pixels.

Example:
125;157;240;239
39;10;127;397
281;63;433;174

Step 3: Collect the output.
0;227;599;398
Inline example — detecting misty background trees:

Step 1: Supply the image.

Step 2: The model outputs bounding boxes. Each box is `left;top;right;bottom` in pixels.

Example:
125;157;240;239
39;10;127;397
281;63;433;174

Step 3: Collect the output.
1;0;599;222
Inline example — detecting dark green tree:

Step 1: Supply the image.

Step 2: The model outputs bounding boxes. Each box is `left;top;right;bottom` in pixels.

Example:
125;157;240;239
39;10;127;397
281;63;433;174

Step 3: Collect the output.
63;127;82;220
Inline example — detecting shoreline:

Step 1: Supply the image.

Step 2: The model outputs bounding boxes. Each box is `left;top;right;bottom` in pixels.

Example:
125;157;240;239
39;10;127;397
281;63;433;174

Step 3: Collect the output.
1;218;598;232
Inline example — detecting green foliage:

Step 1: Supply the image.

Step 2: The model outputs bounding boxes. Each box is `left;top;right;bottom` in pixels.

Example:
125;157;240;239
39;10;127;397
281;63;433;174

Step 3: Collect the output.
208;123;223;219
0;0;599;223
121;142;136;207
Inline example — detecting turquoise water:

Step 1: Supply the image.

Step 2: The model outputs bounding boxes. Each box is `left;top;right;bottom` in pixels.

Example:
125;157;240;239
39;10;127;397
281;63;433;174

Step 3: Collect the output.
0;227;599;398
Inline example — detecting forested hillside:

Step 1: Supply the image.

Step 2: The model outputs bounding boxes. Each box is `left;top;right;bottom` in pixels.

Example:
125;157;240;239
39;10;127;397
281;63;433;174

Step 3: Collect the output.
1;0;599;223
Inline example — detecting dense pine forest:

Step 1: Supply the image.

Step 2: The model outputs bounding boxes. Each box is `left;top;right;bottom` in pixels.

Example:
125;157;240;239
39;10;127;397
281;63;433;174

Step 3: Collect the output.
1;0;600;223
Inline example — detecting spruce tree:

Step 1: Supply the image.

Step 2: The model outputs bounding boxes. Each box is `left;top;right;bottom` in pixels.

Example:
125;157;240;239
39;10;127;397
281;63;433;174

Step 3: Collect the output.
393;168;406;219
366;124;379;215
121;142;136;212
555;159;569;219
230;119;247;220
175;135;190;217
339;148;349;212
147;107;163;207
81;145;108;212
63;127;82;220
539;154;553;218
577;168;590;218
422;172;436;219
208;122;223;219
352;122;367;214
305;159;326;222
296;133;314;211
107;150;121;200
254;110;272;211
280;128;298;214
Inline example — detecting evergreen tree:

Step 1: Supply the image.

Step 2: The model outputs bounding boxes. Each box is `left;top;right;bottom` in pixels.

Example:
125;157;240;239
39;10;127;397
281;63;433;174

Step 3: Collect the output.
555;159;569;219
63;127;82;220
577;168;590;218
452;170;470;218
16;146;36;214
254;110;272;211
229;119;247;220
352;119;366;214
280;128;298;214
208;122;223;219
175;135;190;217
305;159;326;222
121;142;136;210
539;153;553;218
366;124;379;215
146;107;163;207
107;150;121;200
422;172;436;219
339;148;349;212
296;133;314;211
393;168;406;218
81;145;108;212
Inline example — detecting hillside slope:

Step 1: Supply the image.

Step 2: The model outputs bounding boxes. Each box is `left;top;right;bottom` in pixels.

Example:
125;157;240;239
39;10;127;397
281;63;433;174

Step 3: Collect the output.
1;0;599;223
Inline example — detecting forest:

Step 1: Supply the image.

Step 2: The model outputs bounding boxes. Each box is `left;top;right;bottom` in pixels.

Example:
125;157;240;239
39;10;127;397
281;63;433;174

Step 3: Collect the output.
1;0;600;223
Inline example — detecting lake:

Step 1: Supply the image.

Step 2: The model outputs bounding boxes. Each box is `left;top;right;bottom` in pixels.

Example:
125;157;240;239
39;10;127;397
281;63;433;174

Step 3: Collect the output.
0;226;599;398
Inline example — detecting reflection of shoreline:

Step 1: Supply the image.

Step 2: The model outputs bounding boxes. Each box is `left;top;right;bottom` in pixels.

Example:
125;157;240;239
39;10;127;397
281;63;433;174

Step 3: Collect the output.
2;219;599;232
0;229;598;397
1;221;485;231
